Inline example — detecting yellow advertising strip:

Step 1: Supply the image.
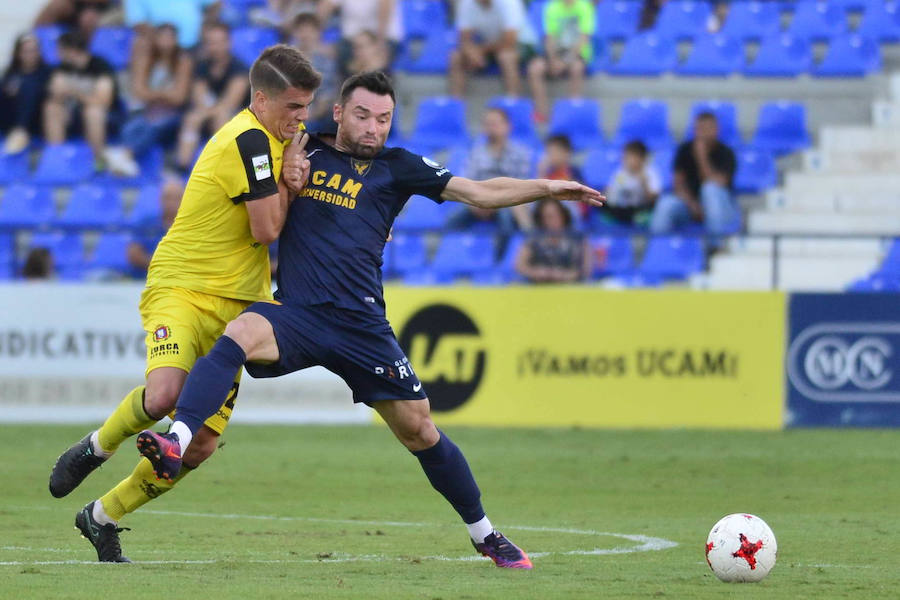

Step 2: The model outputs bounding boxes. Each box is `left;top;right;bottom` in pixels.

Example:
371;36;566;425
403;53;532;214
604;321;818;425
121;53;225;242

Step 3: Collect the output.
384;287;786;429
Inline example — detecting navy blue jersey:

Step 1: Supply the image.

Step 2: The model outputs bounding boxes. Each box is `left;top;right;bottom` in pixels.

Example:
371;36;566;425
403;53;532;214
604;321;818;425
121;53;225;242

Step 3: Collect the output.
274;136;453;314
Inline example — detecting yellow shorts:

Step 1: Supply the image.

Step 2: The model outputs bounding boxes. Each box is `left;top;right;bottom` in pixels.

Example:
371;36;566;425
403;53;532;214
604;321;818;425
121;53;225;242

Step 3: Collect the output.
139;286;251;435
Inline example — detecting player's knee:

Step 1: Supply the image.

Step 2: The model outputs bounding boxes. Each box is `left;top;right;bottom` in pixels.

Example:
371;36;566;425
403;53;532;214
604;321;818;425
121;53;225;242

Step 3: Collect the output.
183;428;219;466
527;58;545;77
223;316;260;353
397;413;439;451
144;381;180;419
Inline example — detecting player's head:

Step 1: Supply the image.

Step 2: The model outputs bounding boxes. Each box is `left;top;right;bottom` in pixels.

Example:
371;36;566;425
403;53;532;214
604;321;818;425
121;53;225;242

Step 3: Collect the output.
249;44;322;141
694;111;720;144
623;139;648;172
57;31;90;68
482;108;511;144
333;70;395;158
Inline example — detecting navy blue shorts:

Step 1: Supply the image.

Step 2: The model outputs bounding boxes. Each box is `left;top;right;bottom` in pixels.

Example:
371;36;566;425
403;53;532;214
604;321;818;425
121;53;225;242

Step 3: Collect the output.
242;302;426;404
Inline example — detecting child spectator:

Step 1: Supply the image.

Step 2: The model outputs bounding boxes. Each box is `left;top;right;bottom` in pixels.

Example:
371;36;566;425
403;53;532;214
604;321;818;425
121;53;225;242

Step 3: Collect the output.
604;140;661;226
106;23;193;177
449;0;536;97
42;31;123;170
538;134;586;222
515;198;590;283
174;22;249;173
1;33;50;155
527;0;595;122
288;12;339;134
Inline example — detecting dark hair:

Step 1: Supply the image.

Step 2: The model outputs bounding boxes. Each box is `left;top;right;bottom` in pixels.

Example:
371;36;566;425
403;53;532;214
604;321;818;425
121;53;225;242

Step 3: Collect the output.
249;44;322;96
22;247;52;279
534;198;572;230
339;70;395;105
623;139;648;157
292;12;321;29
546;134;572;152
203;20;231;37
696;111;718;123
57;31;89;52
4;32;44;78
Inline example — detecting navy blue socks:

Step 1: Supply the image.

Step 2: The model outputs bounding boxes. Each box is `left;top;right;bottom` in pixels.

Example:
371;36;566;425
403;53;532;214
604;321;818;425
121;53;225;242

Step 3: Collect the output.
412;430;485;525
174;336;246;435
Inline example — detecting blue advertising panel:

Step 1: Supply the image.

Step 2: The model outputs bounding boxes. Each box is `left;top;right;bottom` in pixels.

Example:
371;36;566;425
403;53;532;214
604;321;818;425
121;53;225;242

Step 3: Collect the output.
787;293;900;427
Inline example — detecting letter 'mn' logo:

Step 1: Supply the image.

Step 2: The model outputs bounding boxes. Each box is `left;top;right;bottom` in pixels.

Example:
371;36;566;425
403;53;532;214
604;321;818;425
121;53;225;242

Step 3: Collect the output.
398;304;485;412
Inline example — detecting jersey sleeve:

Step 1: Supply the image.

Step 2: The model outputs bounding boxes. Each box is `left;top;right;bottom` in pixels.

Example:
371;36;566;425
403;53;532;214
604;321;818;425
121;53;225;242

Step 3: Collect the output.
217;128;279;204
389;149;454;203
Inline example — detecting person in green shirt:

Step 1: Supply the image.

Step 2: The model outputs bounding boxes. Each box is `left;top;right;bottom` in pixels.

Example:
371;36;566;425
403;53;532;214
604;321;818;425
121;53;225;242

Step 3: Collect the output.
527;0;595;121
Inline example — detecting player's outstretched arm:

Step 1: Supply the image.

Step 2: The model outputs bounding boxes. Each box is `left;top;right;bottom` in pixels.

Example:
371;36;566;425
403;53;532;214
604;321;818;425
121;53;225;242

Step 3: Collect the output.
440;176;605;210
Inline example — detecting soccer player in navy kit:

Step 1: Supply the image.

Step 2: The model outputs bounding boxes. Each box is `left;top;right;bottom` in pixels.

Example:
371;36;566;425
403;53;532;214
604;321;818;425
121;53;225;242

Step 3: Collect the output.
137;71;604;569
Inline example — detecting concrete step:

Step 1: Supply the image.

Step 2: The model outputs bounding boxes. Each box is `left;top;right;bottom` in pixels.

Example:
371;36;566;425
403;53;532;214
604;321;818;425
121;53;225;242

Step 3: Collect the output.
726;236;884;256
748;211;900;234
803;147;900;174
818;125;900;154
766;189;900;213
705;254;878;291
783;172;900;196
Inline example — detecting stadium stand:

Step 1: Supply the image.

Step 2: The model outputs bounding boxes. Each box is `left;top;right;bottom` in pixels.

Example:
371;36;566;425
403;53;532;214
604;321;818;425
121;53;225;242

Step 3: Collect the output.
751;101;811;156
718;1;781;41
608;32;678;76
814;34;882;77
787;1;848;41
612;99;673;150
547;98;604;151
55;183;123;230
676;33;745;77
652;0;711;40
744;34;813;77
0;184;55;228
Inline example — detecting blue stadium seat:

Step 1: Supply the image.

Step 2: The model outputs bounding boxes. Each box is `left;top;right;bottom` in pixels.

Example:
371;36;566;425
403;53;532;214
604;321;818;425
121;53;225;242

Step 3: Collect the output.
393;195;451;231
401;0;448;39
814;34;881;77
613;99;673;151
787;1;848;41
0;233;12;280
395;29;456;74
638;235;704;280
744;34;812;77
487;96;540;147
230;27;280;70
684;100;741;148
409;96;468;154
385;232;427;278
751;101;811;156
0;151;30;185
676;34;744;76
651;147;674;192
85;232;133;271
874;238;900;276
90;27;133;70
594;0;640;40
31;142;95;185
652;0;712;39
34;25;64;66
591;236;634;278
581;148;621;190
95;146;164;187
486;234;526;284
831;0;870;10
429;233;495;282
719;1;781;40
847;273;900;292
609;33;677;76
857;1;900;42
548;98;604;151
0;184;55;228
126;184;162;227
734;147;777;193
529;0;549;44
27;231;83;271
56;183;123;229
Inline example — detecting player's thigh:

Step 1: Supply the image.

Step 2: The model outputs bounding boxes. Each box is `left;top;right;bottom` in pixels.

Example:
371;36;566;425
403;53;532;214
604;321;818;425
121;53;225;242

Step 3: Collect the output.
223;310;279;362
139;286;204;390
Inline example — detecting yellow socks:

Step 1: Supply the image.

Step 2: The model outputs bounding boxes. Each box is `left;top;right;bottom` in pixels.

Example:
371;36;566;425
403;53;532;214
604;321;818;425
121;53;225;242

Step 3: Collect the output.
99;458;193;522
96;386;157;454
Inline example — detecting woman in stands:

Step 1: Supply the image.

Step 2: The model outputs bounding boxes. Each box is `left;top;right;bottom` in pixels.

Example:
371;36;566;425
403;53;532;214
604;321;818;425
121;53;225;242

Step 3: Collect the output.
0;33;50;154
105;23;193;177
515;198;591;283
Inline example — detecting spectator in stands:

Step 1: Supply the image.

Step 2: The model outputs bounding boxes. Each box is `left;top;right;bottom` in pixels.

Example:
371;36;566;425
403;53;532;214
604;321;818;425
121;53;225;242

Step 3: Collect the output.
449;0;536;98
174;22;249;173
706;1;729;33
125;0;216;50
288;12;339;133
35;0;114;38
537;134;586;222
604;140;661;226
515;198;590;283
1;33;50;155
447;107;534;234
127;177;183;278
106;23;193;177
650;112;738;235
22;247;54;279
348;30;392;76
527;0;595;123
638;0;666;31
317;0;403;77
42;31;122;170
251;0;318;27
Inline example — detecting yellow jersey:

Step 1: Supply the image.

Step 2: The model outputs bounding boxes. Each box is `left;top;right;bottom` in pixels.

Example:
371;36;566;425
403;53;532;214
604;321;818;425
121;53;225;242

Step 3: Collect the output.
147;109;287;301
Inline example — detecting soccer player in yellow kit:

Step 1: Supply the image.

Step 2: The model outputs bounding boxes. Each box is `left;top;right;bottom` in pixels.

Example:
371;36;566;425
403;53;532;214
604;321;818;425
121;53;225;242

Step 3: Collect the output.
48;45;320;562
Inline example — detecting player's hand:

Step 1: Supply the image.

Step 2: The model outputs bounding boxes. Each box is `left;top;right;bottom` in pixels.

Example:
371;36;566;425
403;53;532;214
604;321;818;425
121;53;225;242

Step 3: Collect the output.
546;179;605;207
283;131;310;194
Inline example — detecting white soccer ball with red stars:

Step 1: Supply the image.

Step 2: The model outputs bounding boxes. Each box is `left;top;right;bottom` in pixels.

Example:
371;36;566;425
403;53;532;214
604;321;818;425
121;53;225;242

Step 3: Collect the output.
705;513;777;583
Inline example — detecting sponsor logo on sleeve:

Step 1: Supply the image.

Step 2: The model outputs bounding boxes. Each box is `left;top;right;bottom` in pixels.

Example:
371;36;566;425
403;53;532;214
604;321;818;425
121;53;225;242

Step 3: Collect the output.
252;154;271;180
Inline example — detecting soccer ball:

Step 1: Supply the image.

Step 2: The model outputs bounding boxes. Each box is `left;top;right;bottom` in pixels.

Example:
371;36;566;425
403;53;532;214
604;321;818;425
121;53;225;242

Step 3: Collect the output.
705;513;777;583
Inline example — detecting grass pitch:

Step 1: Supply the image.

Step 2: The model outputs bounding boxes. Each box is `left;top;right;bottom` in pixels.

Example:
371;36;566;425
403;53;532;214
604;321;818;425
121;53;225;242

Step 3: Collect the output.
1;424;897;599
